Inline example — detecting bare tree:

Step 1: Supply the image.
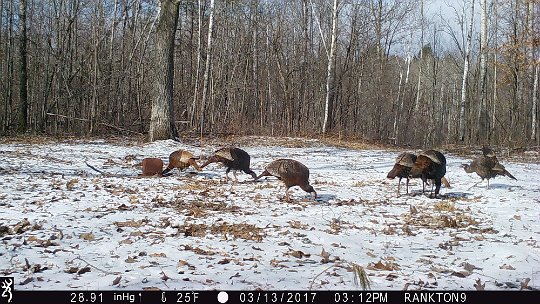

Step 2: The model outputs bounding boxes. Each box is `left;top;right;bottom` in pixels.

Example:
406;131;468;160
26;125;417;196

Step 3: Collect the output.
529;0;538;142
150;0;180;141
413;0;424;113
0;0;536;148
477;0;488;143
322;0;339;134
532;63;539;142
458;0;475;142
18;0;28;133
199;0;215;138
190;0;203;127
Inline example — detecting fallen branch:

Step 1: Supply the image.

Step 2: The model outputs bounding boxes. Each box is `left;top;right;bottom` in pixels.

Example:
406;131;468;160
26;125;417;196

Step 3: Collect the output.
46;113;144;135
72;257;117;275
85;161;106;175
84;161;131;178
309;263;339;290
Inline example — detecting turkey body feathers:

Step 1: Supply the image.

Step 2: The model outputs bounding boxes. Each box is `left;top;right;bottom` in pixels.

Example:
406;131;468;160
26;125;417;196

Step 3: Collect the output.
162;150;201;175
462;149;517;188
200;147;257;180
410;150;447;198
257;159;316;200
387;153;417;195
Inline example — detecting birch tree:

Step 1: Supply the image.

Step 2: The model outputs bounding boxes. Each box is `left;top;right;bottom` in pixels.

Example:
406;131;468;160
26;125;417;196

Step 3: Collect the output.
414;0;424;113
458;0;475;142
200;0;215;137
532;63;539;142
322;0;339;134
477;0;488;142
528;0;538;142
149;0;180;141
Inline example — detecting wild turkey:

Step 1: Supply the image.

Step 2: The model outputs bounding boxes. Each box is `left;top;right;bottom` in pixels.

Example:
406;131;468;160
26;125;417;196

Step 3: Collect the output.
256;159;316;201
409;150;447;198
162;150;201;175
462;147;516;188
200;147;257;182
140;158;164;176
387;152;417;195
481;146;496;158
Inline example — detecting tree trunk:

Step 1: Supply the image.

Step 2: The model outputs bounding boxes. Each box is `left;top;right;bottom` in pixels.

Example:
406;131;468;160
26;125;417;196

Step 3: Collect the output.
532;62;539;142
17;0;28;133
477;0;488;143
199;0;215;138
413;0;424;113
322;0;339;134
458;0;474;142
190;0;203;128
492;0;498;142
150;0;180;141
529;1;537;142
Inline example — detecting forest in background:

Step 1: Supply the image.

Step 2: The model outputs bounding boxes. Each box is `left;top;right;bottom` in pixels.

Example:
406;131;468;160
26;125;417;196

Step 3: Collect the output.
0;0;538;148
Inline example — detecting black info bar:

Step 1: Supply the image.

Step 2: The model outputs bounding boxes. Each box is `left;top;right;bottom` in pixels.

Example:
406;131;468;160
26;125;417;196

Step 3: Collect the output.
1;290;538;304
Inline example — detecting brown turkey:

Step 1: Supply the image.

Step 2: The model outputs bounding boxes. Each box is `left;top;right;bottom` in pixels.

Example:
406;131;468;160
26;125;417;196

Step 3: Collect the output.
200;147;257;182
140;158;164;177
162;150;201;175
256;159;316;201
409;150;447;198
462;147;516;188
387;152;417;195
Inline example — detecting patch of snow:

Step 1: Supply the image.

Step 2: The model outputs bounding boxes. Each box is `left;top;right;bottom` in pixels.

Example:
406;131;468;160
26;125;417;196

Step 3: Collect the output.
0;138;538;291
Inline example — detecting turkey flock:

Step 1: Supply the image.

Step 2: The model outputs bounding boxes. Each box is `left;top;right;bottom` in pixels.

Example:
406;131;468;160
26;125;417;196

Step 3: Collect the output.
140;145;516;201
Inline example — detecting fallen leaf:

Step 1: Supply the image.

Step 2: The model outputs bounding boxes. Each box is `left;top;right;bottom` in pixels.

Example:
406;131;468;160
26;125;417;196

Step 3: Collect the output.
125;256;137;263
321;248;330;260
112;276;121;285
474;278;485;291
367;260;400;271
366;252;377;258
77;266;91;275
177;260;190;267
520;278;531;290
66;179;79;191
462;262;481;272
499;264;516;270
451;270;470;278
161;273;170;281
289;250;310;259
80;233;95;241
114;220;146;228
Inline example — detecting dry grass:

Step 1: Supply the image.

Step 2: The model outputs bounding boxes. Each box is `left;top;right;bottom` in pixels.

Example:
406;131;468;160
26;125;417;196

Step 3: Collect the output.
181;222;264;241
433;201;456;212
402;204;480;230
169;200;241;218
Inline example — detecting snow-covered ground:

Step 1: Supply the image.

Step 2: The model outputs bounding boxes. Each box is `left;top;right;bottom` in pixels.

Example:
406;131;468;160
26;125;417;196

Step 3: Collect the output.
0;137;538;291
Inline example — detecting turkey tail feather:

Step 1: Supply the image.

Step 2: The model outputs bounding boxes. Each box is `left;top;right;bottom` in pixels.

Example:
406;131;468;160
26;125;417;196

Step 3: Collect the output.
504;170;517;180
